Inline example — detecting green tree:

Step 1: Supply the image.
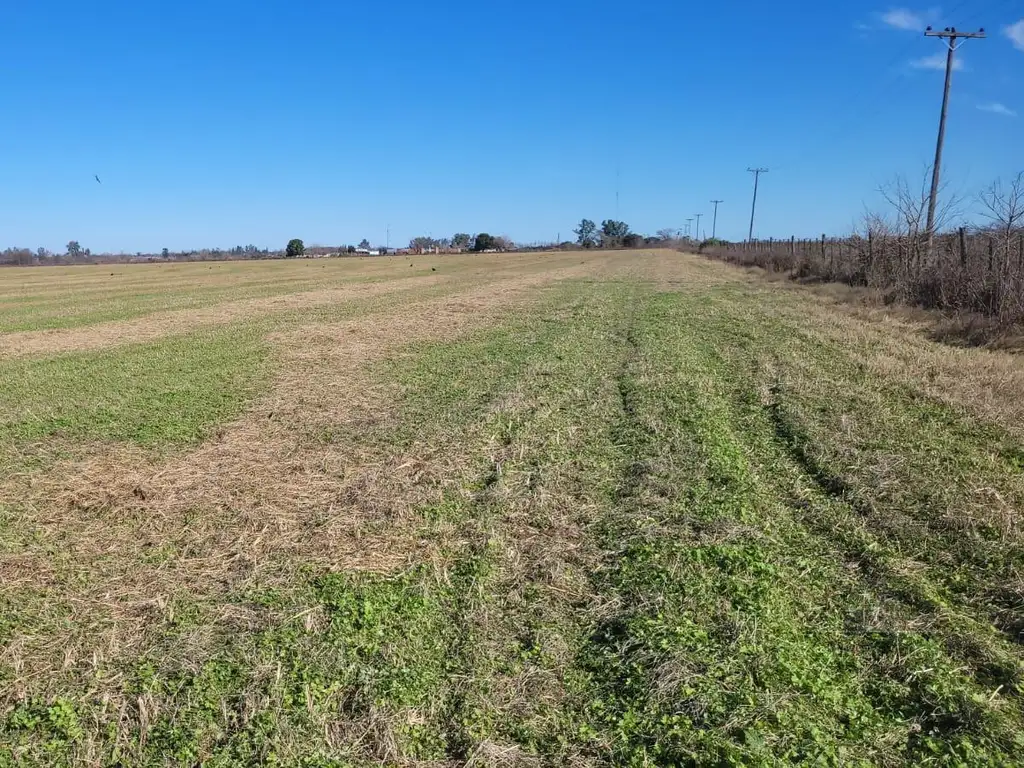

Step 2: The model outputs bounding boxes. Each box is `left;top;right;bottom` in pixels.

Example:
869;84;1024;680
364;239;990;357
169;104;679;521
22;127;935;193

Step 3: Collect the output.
452;233;472;249
358;238;370;249
574;219;597;248
66;240;83;259
410;236;437;252
600;220;630;247
472;233;497;252
286;238;305;258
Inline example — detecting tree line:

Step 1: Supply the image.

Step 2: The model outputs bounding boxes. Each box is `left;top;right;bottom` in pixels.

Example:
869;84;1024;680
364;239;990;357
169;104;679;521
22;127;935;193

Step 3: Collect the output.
406;233;513;252
572;219;644;249
1;220;686;267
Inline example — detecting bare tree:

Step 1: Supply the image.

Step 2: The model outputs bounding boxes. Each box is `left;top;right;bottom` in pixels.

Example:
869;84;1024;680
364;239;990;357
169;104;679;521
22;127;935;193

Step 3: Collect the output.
979;171;1024;268
879;169;962;239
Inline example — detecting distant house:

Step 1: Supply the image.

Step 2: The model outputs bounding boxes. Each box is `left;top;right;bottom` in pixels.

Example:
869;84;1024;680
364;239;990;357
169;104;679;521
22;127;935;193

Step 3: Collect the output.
354;248;381;256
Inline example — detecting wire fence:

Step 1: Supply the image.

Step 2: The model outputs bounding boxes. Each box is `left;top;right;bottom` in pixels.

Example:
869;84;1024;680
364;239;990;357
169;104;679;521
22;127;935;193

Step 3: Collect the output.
700;229;1024;322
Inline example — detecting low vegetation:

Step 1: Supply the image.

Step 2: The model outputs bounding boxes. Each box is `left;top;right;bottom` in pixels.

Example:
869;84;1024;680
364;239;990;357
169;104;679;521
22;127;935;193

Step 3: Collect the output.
700;171;1024;332
1;251;1023;765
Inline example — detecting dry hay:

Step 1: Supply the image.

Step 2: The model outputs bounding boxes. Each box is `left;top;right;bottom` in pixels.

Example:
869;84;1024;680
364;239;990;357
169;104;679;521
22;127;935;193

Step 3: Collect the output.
0;250;629;359
0;274;446;359
0;262;606;693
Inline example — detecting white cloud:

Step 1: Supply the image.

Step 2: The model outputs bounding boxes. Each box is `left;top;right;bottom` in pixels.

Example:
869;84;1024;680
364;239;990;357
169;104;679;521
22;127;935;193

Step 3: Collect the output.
882;8;926;30
1005;19;1024;52
910;52;964;70
977;102;1017;117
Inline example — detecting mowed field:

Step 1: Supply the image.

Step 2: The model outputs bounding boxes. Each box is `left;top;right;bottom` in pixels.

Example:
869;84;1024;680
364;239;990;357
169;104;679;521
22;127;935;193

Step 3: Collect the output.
3;251;1024;766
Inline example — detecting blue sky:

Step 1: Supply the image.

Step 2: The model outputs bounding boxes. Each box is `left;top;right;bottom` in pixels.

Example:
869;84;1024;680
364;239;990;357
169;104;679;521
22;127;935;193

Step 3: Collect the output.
0;1;1021;251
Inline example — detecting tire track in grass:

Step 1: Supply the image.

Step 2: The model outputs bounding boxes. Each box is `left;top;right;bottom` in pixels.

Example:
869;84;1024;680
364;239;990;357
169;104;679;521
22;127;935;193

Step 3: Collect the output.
672;288;1024;674
759;375;1024;692
697;337;1024;757
734;307;1024;629
572;291;1024;765
445;288;639;765
673;298;1024;759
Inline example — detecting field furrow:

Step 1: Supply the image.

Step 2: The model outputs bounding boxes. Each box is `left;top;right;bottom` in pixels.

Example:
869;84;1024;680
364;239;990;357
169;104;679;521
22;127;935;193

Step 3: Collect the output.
2;251;1022;765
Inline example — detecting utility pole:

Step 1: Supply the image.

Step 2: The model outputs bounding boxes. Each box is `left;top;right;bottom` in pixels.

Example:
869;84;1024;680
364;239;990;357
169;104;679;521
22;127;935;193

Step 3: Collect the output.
923;26;985;252
685;218;693;239
694;213;703;242
747;168;768;241
615;166;620;217
710;200;723;240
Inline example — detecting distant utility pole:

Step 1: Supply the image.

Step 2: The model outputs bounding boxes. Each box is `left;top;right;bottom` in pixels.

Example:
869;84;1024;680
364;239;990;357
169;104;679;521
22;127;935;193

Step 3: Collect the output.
685;218;693;238
923;25;985;252
615;166;621;217
710;200;723;239
747;168;768;241
694;213;703;242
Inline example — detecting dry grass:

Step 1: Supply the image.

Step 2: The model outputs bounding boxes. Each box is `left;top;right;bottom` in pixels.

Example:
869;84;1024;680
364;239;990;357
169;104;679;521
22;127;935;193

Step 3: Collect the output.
0;251;606;356
0;275;443;358
0;259;609;699
764;279;1024;440
5;249;1024;764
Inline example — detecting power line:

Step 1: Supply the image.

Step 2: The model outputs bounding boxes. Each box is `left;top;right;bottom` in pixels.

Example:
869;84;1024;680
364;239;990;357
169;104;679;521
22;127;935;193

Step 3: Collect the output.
923;25;986;249
747;168;768;241
770;0;978;172
615;166;620;217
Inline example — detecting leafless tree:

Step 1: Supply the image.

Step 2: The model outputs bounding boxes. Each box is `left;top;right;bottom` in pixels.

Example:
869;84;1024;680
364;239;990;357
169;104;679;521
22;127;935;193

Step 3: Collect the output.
879;169;962;238
979;171;1024;267
979;172;1024;233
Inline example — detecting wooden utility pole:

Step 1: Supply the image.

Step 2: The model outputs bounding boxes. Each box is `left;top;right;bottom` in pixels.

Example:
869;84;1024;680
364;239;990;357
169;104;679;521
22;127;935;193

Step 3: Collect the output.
923;26;985;252
694;213;703;242
747;168;768;241
685;218;693;239
710;200;723;240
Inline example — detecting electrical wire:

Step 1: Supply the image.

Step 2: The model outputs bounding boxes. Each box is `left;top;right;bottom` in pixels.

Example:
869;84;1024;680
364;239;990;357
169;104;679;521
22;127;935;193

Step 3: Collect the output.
768;0;979;172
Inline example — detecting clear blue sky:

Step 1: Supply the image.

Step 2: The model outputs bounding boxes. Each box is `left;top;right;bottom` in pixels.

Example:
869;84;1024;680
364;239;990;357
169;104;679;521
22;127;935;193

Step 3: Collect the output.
1;1;1021;251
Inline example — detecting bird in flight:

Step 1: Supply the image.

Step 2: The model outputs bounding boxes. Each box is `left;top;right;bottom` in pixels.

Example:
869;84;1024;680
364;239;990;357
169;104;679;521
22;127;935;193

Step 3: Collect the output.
94;175;101;184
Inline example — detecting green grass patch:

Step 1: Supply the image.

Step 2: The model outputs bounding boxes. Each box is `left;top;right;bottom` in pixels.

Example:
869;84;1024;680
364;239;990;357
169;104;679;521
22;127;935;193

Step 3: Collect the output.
0;327;270;447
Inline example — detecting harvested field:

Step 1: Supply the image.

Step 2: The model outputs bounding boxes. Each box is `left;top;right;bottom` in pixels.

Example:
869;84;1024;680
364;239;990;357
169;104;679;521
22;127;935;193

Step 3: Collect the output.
2;250;1024;765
